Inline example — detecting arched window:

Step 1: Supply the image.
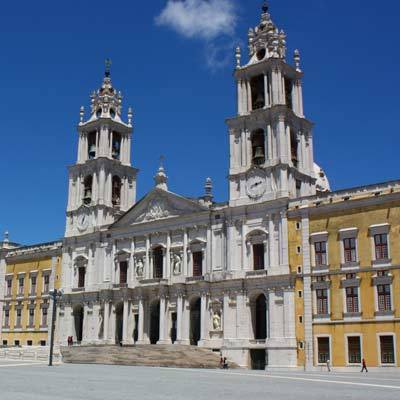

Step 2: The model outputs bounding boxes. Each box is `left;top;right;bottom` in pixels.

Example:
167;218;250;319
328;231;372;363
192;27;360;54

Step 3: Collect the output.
88;131;97;159
83;176;93;205
112;132;121;160
251;130;266;165
250;75;265;110
112;176;121;206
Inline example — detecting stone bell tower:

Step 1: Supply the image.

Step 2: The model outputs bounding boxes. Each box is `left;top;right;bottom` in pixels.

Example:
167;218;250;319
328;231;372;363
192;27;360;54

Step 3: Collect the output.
65;61;138;237
227;2;316;207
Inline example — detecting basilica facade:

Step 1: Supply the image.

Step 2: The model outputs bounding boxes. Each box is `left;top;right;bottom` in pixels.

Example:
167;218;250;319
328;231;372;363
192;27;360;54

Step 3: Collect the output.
56;4;325;368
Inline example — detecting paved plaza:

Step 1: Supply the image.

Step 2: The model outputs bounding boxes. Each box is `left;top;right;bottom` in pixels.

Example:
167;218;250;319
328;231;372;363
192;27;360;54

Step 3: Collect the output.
0;361;399;400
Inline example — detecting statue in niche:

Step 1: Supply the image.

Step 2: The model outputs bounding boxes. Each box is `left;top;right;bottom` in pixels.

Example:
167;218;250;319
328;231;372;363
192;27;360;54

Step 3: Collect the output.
135;257;144;277
98;309;104;339
213;311;221;331
172;253;182;275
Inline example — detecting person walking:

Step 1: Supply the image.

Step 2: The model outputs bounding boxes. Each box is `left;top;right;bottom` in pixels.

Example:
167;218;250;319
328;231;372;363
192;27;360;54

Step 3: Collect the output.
361;358;368;373
326;359;331;372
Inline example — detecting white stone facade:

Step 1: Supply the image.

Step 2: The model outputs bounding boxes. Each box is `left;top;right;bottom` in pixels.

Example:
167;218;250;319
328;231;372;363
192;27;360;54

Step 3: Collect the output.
57;5;316;369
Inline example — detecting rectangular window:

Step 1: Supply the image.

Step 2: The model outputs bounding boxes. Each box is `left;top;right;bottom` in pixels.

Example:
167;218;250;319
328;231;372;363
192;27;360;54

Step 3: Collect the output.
29;308;35;327
316;289;328;315
377;284;391;311
4;310;10;327
78;268;86;288
40;340;46;346
347;336;361;364
2;340;7;346
30;276;37;295
119;261;128;285
42;308;48;327
315;242;327;266
346;287;359;313
253;244;265;271
43;275;50;293
317;337;330;364
6;279;12;296
344;238;357;263
374;234;388;260
16;309;22;327
14;340;20;347
192;251;203;277
27;340;33;346
18;277;24;295
380;336;395;364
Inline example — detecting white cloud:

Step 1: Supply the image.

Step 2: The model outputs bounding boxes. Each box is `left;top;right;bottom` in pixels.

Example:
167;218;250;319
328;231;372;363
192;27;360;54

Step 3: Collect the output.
155;0;237;41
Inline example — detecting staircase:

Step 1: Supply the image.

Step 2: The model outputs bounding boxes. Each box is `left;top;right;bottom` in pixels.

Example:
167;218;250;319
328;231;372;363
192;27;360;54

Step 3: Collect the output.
61;345;238;369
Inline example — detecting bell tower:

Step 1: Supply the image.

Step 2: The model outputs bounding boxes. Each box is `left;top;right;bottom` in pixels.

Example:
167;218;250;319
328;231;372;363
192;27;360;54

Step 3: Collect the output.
65;61;138;237
227;2;316;207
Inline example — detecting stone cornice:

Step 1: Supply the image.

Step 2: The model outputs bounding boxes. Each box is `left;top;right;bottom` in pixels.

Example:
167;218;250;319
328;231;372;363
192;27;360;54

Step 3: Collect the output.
5;241;62;263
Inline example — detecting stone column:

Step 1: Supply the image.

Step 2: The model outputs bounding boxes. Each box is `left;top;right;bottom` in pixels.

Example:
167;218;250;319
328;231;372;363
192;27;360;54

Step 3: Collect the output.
103;301;109;343
180;296;190;345
206;225;212;273
183;229;188;277
162;249;167;279
241;221;247;270
237;79;242;115
166;232;171;278
122;299;129;344
137;297;145;344
158;295;167;344
200;293;208;342
176;294;183;342
264;73;270;107
145;236;150;279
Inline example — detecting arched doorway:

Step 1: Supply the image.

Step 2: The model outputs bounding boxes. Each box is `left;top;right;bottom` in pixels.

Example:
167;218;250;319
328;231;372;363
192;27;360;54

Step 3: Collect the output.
150;301;160;344
190;298;201;346
73;305;84;343
115;303;123;344
254;294;267;340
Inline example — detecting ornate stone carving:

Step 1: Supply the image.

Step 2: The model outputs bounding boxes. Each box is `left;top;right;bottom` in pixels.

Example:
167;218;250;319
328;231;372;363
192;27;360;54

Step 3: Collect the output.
138;198;171;222
171;252;182;275
135;257;144;277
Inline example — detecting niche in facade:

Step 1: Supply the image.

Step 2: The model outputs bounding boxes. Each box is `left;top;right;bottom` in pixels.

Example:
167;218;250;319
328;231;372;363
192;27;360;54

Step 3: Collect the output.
290;129;298;167
284;77;293;110
112;132;121;160
112;176;122;206
88;131;97;160
83;176;93;205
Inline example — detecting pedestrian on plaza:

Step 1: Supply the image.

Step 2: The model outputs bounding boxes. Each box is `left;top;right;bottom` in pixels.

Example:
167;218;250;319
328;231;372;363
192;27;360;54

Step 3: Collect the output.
223;357;229;369
361;358;368;373
220;356;224;369
326;359;331;372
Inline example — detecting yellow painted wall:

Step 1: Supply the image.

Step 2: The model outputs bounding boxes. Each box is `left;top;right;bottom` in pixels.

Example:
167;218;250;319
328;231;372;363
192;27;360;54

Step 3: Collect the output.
2;255;61;346
289;200;400;367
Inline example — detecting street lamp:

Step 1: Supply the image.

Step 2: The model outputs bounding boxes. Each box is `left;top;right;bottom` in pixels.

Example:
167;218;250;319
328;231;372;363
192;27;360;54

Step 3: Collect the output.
48;289;62;367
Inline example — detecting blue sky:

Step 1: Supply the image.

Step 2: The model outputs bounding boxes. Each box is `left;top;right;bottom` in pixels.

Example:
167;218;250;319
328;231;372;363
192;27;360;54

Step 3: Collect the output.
1;0;399;245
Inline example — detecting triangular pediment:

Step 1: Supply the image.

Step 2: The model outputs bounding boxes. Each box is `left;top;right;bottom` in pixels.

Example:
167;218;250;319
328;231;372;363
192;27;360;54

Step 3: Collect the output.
112;188;208;228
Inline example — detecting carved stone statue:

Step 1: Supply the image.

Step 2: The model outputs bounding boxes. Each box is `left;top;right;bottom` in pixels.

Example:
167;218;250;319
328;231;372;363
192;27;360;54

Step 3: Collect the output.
213;312;221;331
135;257;144;277
172;253;182;275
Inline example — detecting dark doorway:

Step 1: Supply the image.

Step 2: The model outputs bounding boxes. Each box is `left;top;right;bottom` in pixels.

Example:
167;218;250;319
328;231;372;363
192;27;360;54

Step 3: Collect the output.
253;244;265;270
153;247;163;279
115;303;123;344
190;298;201;345
133;314;139;343
250;349;266;370
150;301;160;344
170;312;177;344
73;305;84;343
254;294;267;340
119;261;128;285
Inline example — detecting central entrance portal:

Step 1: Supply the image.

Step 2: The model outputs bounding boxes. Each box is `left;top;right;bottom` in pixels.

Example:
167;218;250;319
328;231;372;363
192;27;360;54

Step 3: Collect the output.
150;301;160;344
115;303;123;344
73;305;84;343
190;298;201;346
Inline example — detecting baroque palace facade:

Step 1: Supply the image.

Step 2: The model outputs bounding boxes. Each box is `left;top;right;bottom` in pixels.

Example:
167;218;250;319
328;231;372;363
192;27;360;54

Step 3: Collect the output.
1;3;399;369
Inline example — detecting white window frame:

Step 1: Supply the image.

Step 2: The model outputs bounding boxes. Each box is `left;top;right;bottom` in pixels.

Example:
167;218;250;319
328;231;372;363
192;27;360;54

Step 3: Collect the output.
315;334;332;366
377;333;397;366
342;282;362;319
339;228;359;268
345;333;363;366
310;232;329;270
373;272;394;318
369;224;391;267
313;285;330;319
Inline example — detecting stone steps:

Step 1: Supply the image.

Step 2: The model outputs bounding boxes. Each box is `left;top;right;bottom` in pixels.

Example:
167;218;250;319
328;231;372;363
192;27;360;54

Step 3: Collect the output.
61;345;238;369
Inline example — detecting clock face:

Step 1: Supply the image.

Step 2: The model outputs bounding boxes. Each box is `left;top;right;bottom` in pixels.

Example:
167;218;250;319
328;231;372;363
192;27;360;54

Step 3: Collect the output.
246;171;267;199
77;214;89;232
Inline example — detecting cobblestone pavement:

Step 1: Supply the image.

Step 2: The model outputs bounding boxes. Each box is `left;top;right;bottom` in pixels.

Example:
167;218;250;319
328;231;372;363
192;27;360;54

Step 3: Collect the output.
0;363;399;400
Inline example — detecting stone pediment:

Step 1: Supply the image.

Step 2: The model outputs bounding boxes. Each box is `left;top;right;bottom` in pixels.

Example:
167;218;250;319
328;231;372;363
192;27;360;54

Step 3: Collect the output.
112;189;208;227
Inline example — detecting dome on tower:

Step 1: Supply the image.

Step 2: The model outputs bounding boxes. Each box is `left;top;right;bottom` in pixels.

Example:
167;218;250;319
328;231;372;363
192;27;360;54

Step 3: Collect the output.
314;163;331;193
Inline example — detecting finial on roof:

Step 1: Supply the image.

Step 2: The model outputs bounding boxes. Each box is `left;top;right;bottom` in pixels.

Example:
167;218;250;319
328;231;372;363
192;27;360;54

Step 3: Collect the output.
79;106;85;124
154;156;168;190
105;58;112;78
4;231;9;243
262;1;269;13
127;107;133;126
203;177;213;204
235;46;241;69
294;49;301;72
